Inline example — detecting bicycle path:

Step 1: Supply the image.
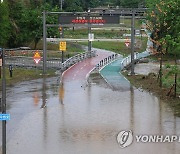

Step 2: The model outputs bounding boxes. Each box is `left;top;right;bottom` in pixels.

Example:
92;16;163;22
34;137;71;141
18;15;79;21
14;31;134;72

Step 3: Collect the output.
62;49;113;83
100;32;153;91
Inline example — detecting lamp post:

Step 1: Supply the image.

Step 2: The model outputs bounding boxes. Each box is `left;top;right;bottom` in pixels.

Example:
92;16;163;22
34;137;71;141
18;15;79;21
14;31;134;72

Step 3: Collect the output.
131;9;135;75
1;48;6;154
0;1;7;152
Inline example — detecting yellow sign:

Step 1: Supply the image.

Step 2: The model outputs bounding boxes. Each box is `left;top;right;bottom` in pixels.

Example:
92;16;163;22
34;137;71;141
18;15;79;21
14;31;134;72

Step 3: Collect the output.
59;41;66;51
33;51;41;64
33;51;41;59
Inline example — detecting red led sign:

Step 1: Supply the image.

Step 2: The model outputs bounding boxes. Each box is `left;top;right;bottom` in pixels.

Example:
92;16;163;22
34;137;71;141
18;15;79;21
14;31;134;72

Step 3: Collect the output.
59;16;119;24
71;19;106;24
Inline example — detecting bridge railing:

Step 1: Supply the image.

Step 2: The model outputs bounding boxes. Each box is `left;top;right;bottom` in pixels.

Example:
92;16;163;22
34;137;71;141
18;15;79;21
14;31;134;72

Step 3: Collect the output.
60;51;96;71
5;51;96;70
5;56;62;69
121;50;151;69
92;53;119;71
121;26;153;69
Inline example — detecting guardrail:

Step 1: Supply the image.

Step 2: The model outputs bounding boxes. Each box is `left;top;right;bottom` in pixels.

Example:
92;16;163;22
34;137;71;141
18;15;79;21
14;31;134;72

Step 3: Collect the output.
95;54;119;70
5;56;62;69
121;26;153;69
120;51;151;69
5;51;96;70
60;51;96;71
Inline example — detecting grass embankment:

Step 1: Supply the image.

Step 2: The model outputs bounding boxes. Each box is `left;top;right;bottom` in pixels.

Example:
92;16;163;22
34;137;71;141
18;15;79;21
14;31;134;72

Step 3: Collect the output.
0;68;56;88
80;38;147;56
123;69;180;116
25;41;84;58
122;18;142;28
65;28;128;39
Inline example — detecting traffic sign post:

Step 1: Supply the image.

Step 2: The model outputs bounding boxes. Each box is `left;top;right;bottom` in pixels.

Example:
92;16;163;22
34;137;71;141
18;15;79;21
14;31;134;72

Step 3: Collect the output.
59;41;66;63
59;41;66;51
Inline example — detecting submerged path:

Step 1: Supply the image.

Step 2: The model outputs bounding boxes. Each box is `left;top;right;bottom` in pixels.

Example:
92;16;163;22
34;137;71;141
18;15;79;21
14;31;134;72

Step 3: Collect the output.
3;47;180;154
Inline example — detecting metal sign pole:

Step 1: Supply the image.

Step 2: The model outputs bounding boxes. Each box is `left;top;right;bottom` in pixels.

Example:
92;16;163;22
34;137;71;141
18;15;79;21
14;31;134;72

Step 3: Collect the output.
88;15;92;52
131;9;135;75
43;11;47;74
88;25;92;52
2;48;6;154
61;51;64;63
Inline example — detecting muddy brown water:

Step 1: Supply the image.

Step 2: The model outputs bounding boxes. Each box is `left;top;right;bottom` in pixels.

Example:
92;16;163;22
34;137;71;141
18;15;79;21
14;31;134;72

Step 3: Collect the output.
0;75;180;154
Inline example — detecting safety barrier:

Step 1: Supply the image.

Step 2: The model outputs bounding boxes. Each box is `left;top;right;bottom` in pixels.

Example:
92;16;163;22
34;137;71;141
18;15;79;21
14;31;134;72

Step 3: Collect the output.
60;50;96;71
5;51;96;70
93;53;119;71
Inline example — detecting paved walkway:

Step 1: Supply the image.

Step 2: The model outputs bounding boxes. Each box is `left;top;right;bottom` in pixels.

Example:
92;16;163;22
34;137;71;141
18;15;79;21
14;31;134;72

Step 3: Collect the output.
62;49;113;83
100;31;153;91
100;57;131;91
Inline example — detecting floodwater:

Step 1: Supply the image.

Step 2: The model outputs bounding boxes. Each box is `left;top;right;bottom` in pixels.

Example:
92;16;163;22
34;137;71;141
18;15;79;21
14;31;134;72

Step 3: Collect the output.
0;74;179;154
134;62;160;75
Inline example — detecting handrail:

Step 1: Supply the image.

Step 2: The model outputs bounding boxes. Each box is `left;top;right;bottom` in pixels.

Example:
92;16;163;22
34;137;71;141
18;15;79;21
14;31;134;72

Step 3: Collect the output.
60;51;96;71
120;27;153;69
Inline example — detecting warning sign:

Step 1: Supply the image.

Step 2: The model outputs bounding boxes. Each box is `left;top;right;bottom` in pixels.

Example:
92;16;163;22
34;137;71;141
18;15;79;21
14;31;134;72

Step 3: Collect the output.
33;51;41;64
125;38;130;47
59;41;66;51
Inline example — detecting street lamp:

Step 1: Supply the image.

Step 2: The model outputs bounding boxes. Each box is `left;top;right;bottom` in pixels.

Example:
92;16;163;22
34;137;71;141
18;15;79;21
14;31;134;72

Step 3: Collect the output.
1;48;7;154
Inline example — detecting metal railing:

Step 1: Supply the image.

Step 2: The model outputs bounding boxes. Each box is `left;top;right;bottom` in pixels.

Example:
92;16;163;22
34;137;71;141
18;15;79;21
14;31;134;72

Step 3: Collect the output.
5;51;96;70
89;53;119;72
60;51;96;71
121;27;153;69
5;56;62;69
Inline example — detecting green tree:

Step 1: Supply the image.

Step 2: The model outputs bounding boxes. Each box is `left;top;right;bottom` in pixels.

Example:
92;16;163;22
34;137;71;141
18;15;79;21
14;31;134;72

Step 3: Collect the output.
115;0;144;8
21;8;42;49
63;0;83;11
147;0;180;96
0;1;10;47
7;0;25;47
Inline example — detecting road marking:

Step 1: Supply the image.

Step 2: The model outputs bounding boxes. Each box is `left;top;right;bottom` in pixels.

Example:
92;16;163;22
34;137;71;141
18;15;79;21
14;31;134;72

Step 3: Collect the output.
81;67;84;70
84;64;87;66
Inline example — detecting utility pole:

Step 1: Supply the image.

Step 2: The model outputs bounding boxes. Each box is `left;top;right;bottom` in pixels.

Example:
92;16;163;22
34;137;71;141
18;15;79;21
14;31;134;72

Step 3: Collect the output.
43;11;47;75
131;9;135;75
2;48;6;154
88;24;92;52
88;11;92;52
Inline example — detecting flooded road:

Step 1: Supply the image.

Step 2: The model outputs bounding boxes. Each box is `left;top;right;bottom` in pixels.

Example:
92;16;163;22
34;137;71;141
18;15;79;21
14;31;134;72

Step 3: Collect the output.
0;51;180;154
